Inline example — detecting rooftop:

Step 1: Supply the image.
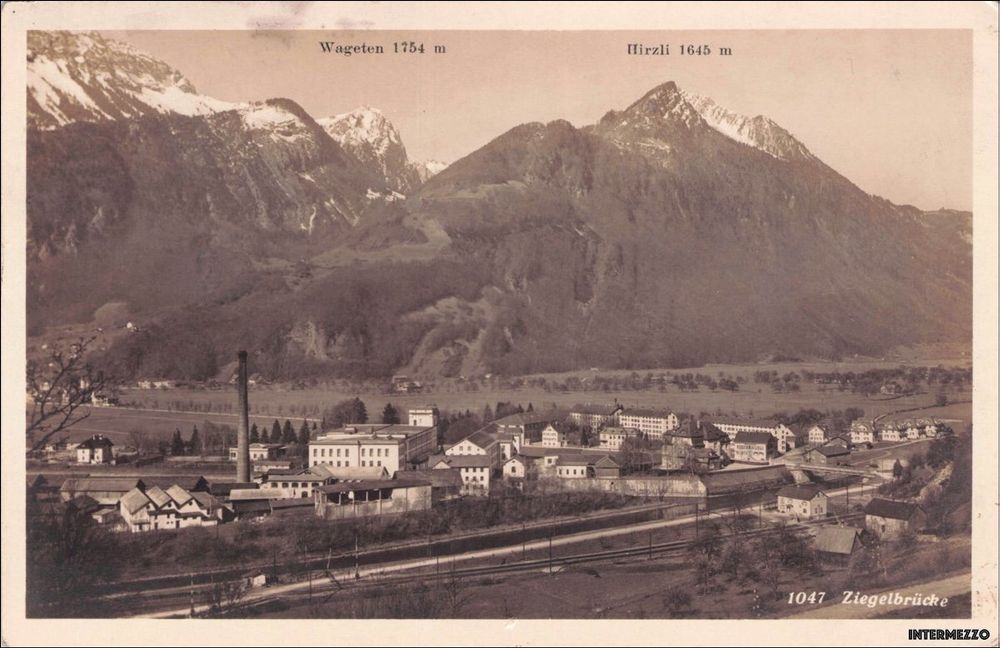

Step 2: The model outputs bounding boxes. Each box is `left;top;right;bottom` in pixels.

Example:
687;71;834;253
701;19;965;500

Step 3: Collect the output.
816;445;850;457
429;454;493;469
312;424;433;444
865;498;922;520
77;435;114;450
814;526;862;555
711;417;783;429
495;411;558;426
732;431;773;445
60;477;144;493
619;407;675;419
776;484;826;501
453;429;498;450
317;479;430;495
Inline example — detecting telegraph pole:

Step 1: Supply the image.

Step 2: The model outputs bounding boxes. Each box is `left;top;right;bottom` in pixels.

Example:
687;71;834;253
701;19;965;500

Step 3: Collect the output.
354;531;360;579
548;534;553;575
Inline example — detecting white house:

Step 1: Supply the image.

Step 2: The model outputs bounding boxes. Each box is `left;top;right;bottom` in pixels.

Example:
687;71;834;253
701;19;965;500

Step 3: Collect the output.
850;420;875;445
446;430;501;469
262;467;335;499
806;423;833;446
118;485;223;532
540;424;569;448
776;485;828;519
76;435;114;464
503;455;530;480
598;427;633;450
879;423;902;443
430;454;492;495
407;406;439;428
555;456;591;479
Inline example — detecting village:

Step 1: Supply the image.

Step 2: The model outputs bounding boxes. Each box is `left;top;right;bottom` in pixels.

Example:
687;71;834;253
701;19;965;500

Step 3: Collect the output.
24;348;968;619
37;403;952;533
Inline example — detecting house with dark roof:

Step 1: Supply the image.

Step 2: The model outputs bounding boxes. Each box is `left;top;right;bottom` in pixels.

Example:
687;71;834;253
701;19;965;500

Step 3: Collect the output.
394;469;464;502
776;484;829;519
864;498;926;539
805;444;851;465
207;481;259;499
814;526;863;564
664;418;706;448
446;429;501;469
730;431;777;464
494;411;558;443
539;423;571;448
75;434;114;465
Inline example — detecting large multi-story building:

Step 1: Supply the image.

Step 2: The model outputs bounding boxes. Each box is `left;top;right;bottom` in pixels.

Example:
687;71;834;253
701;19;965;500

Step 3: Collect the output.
711;418;796;453
730;431;777;464
615;408;679;440
308;424;436;473
567;403;624;430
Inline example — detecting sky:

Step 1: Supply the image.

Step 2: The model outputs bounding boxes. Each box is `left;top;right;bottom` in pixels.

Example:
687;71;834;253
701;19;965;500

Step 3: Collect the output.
104;29;972;212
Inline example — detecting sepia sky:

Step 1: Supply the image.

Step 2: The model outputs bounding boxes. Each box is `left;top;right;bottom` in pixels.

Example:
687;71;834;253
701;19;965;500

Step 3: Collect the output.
104;29;972;211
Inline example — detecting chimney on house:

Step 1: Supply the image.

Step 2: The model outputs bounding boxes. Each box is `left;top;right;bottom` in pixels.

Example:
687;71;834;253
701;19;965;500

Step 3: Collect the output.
236;350;251;482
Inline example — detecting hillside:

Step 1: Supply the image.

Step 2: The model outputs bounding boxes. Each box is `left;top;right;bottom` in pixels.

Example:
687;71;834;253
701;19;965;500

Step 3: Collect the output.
25;35;972;381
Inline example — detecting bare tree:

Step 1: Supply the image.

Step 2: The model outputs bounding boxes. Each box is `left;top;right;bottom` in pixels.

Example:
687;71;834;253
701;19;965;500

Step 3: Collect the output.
26;336;112;454
438;567;474;617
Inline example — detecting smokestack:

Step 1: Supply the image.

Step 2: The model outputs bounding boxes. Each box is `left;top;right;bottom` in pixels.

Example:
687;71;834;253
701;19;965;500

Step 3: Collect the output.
236;350;251;483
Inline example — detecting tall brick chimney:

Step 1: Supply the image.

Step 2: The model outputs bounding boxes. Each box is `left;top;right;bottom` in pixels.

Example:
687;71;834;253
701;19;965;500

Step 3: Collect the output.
236;350;251;483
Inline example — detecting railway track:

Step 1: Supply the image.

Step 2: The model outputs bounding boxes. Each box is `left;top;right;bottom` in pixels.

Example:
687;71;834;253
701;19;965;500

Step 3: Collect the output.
143;512;865;618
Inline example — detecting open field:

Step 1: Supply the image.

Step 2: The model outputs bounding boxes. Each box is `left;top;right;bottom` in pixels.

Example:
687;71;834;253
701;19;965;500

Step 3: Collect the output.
70;382;972;449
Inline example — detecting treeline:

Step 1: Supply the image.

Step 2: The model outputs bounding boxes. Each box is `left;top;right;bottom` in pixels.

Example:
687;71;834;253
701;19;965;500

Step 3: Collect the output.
125;418;317;456
753;366;971;396
768;407;865;430
458;371;745;395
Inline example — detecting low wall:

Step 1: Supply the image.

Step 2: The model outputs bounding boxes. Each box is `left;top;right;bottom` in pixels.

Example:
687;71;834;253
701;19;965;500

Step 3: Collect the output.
552;474;708;497
544;465;793;498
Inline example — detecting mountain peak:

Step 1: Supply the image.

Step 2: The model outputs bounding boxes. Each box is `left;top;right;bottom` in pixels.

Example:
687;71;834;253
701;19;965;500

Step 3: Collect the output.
318;108;423;194
679;90;815;162
28;30;239;129
622;80;703;128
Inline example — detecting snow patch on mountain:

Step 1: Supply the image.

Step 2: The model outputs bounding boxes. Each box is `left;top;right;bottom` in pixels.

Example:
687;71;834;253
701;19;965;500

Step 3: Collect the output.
681;91;815;162
319;107;424;194
28;31;241;129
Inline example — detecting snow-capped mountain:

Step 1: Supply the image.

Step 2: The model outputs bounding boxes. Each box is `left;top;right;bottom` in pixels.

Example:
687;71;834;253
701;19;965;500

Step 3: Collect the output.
414;159;449;182
593;81;816;166
680;90;815;162
318;107;443;194
27;31;239;130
